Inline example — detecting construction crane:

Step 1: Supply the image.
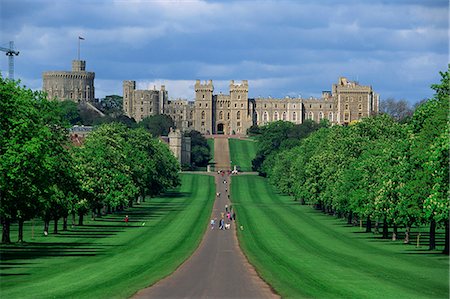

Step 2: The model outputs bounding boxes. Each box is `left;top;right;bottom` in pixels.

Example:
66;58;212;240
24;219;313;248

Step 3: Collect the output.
0;41;19;80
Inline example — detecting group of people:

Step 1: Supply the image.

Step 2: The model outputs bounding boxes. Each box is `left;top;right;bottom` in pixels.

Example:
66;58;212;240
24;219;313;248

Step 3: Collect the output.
210;204;236;230
210;174;236;231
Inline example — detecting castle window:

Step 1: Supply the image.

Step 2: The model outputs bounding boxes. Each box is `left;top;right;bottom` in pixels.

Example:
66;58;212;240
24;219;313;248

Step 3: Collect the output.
309;104;312;108
320;105;322;109
235;104;237;108
227;112;230;120
206;103;208;108
190;111;193;119
358;104;362;110
359;96;363;102
237;121;241;127
219;111;223;120
199;103;202;107
237;111;241;120
293;105;296;108
70;92;73;99
241;103;243;108
238;95;241;100
282;112;287;121
201;111;205;119
255;111;259;122
346;96;349;102
345;104;349;110
141;108;143;112
263;111;268;122
344;113;350;122
220;103;223;108
141;101;143;105
330;105;332;108
202;95;205;99
319;111;323;120
274;112;279;121
328;112;333;121
201;121;205;126
358;112;362;119
350;97;354;102
292;112;297;121
264;104;267;108
308;112;314;120
275;104;277;108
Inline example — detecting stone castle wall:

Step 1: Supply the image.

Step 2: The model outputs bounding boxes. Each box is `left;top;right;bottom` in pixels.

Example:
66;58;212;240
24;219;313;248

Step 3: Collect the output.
123;77;379;135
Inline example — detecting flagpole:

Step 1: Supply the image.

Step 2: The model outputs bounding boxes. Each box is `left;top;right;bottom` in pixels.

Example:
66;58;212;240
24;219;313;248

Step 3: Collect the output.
78;37;80;60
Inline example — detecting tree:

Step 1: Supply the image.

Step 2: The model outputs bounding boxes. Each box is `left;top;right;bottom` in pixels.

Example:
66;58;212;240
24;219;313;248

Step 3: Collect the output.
185;130;211;168
379;98;414;122
0;77;72;243
139;114;174;137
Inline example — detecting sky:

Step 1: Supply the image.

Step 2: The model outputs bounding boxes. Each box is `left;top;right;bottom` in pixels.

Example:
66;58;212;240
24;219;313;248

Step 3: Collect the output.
1;0;448;104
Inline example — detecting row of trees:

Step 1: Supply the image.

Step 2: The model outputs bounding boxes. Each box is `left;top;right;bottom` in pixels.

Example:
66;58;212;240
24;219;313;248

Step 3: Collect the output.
265;67;449;254
251;119;329;176
0;78;180;243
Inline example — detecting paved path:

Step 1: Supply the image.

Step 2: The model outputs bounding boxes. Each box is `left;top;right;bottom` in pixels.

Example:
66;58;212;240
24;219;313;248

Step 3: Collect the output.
132;137;278;299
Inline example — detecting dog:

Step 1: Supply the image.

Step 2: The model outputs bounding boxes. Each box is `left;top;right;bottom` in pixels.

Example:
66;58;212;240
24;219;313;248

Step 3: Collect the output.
225;223;231;230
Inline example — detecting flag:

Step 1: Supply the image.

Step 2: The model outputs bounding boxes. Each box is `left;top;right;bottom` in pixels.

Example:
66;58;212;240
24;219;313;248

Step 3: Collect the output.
79;36;85;40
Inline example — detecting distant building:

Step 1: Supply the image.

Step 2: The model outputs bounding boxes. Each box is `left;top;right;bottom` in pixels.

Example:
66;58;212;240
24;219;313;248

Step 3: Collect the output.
42;60;95;102
123;77;379;135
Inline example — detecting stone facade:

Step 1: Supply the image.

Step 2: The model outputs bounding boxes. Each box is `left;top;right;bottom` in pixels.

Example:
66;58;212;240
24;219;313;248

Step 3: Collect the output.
123;77;379;135
43;60;95;102
123;81;168;121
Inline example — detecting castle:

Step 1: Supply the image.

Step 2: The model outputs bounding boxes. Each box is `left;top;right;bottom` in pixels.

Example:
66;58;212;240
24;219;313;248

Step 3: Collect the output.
42;60;95;103
41;59;380;135
124;77;379;134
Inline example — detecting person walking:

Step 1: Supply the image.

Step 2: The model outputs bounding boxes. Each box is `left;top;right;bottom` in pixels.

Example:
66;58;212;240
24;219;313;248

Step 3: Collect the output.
219;218;224;230
210;218;216;229
124;215;129;225
225;204;228;212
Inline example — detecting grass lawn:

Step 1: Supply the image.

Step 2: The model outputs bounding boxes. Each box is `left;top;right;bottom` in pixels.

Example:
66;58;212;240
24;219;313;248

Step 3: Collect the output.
207;138;214;162
0;174;215;299
228;138;257;172
232;175;449;299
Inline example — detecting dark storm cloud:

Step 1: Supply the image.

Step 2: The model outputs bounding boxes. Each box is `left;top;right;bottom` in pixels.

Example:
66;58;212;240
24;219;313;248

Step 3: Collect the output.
1;0;447;103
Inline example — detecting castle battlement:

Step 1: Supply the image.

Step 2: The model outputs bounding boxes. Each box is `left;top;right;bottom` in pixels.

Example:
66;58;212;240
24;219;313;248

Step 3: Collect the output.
230;80;248;92
195;79;214;92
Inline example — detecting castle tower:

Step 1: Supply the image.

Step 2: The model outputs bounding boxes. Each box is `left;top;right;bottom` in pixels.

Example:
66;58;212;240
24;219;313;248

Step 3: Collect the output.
123;80;136;118
194;80;214;134
333;77;379;124
42;60;95;103
229;80;249;134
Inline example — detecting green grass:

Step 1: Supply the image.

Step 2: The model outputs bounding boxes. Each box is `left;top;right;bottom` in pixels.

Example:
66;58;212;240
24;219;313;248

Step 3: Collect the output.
232;175;449;298
0;174;215;299
207;138;214;162
228;138;257;172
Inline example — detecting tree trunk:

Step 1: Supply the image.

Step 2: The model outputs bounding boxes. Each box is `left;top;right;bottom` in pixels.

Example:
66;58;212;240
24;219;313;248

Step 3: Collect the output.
72;212;76;227
44;220;49;236
392;224;397;241
107;205;111;214
347;211;353;224
53;218;58;234
63;217;68;231
429;219;436;250
18;219;24;243
365;216;372;233
443;219;449;255
78;214;84;226
404;226;410;244
1;217;11;244
382;218;389;239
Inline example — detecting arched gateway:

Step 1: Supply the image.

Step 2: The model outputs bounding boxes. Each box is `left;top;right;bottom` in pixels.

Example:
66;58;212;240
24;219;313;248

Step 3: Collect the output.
217;123;224;134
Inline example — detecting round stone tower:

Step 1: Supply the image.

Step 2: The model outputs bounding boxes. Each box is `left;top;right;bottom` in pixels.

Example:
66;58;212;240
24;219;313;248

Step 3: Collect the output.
42;60;95;103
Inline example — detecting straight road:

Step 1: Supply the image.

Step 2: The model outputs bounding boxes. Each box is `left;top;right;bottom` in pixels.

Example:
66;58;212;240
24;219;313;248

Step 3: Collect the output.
132;137;278;299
